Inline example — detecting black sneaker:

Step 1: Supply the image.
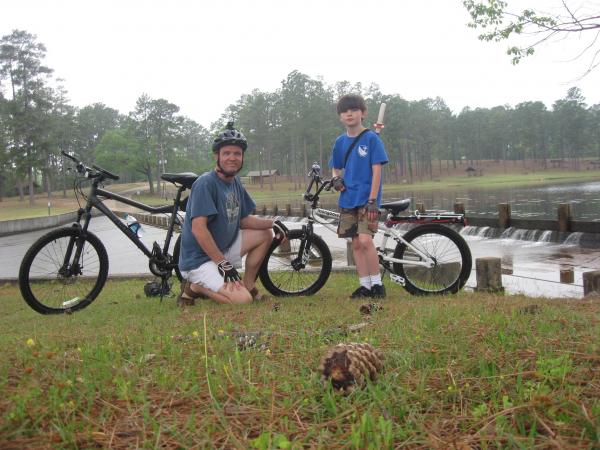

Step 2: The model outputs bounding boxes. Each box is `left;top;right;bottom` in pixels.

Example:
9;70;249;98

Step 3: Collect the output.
370;284;386;299
350;286;372;299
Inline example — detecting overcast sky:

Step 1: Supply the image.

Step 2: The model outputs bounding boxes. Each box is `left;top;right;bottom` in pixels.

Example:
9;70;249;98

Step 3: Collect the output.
2;0;599;128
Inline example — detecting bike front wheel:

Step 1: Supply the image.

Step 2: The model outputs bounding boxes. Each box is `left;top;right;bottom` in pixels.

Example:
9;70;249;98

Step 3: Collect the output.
19;227;109;314
258;229;332;296
392;224;472;295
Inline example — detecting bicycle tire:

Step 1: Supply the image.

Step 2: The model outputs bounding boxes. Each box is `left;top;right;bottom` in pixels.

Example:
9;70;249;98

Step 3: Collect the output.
172;234;183;282
19;227;109;314
259;229;332;296
392;224;472;295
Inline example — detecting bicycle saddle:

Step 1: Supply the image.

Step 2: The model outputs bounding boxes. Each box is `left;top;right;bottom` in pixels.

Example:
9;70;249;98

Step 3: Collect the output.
380;199;411;215
161;172;198;189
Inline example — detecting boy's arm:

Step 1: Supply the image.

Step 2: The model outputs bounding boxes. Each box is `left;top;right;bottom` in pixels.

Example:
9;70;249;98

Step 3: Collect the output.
369;163;382;201
366;163;382;222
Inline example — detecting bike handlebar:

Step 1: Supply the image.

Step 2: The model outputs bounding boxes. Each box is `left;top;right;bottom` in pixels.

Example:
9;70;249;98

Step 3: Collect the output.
61;151;119;181
304;165;333;205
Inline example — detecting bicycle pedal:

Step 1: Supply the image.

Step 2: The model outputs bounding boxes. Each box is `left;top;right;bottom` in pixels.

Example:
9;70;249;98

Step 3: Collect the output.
389;273;405;285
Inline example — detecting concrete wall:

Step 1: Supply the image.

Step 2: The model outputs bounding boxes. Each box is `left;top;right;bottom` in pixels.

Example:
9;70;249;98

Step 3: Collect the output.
0;211;80;237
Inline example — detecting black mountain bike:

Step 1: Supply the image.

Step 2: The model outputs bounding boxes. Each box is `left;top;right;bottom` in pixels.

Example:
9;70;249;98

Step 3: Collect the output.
18;151;194;314
258;163;472;297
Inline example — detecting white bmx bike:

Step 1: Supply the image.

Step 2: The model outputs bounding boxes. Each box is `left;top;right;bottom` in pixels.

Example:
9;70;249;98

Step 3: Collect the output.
257;164;472;297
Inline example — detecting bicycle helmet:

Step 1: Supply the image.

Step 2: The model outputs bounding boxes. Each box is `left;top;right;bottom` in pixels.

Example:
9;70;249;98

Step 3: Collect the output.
212;121;247;153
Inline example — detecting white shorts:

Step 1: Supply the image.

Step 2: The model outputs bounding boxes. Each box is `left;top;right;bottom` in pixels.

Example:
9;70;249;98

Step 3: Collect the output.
180;232;243;293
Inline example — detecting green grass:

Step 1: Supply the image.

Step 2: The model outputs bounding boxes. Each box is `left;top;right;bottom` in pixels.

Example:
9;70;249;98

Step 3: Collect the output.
0;206;75;221
1;274;598;448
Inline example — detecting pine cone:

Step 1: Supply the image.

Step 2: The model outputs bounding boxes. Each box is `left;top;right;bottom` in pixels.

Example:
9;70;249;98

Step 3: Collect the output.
359;303;383;315
318;343;384;393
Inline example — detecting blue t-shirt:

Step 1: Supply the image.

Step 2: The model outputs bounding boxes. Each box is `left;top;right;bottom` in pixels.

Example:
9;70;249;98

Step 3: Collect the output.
179;170;255;271
328;130;388;209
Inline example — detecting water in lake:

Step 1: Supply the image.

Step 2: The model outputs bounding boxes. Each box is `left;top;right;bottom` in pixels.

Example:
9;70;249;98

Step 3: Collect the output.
382;180;600;221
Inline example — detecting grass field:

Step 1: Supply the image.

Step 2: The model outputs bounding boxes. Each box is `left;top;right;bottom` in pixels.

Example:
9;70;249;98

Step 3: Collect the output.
1;274;598;448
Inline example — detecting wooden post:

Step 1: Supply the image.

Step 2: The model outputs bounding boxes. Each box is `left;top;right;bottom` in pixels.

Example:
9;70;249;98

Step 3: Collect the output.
346;240;355;266
415;202;425;214
475;257;504;293
301;203;307;218
498;203;511;229
285;203;292;217
557;203;571;232
560;267;574;284
272;204;278;217
261;205;267;216
583;270;600;296
453;202;465;215
501;256;513;275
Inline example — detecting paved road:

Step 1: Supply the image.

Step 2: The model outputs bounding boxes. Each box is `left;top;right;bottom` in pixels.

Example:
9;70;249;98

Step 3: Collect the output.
0;216;177;279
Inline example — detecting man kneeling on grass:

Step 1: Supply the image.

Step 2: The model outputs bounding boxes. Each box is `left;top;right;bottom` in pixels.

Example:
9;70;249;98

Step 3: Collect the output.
177;122;288;305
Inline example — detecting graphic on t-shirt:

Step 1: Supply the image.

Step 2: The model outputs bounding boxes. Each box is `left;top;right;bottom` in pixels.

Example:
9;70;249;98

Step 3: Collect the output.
226;191;240;223
358;145;368;157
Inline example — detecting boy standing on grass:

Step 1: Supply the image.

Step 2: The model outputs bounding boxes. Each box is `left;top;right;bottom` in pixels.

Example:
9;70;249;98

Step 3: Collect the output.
329;94;389;299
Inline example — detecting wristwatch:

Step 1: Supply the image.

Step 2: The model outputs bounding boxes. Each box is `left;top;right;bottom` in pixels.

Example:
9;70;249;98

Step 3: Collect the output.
367;198;376;204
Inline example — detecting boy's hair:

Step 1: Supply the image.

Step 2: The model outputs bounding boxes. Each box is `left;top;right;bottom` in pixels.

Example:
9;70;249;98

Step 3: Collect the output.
336;94;367;115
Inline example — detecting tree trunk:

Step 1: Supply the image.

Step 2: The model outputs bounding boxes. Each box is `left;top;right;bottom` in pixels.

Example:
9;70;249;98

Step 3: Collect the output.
62;163;67;198
28;166;35;206
319;132;323;175
17;178;24;201
303;136;308;179
259;148;264;189
145;164;155;195
267;145;274;191
46;169;52;198
155;161;161;195
407;143;413;184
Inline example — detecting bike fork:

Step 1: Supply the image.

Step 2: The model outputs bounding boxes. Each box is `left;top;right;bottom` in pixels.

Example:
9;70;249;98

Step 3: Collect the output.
60;227;85;277
292;226;312;270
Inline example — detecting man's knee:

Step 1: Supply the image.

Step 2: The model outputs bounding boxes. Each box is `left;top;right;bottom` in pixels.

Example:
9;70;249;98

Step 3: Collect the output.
242;228;274;255
218;287;253;304
260;228;274;244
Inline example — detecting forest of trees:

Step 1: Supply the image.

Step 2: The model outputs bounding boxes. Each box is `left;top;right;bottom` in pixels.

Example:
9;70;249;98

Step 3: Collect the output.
1;29;600;204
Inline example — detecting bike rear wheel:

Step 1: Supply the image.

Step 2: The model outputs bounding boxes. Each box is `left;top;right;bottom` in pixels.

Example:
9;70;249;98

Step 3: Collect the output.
259;229;332;296
392;224;472;295
19;227;109;314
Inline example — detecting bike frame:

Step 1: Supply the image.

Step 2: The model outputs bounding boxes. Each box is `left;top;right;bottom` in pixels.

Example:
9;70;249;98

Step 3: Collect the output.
304;169;467;276
66;178;184;276
310;206;436;270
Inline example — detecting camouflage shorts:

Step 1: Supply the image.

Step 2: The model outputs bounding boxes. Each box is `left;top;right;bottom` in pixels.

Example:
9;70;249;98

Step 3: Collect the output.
337;207;377;238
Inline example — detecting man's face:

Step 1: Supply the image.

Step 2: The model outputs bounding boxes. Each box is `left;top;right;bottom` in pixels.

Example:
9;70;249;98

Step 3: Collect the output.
339;107;365;128
216;144;244;177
